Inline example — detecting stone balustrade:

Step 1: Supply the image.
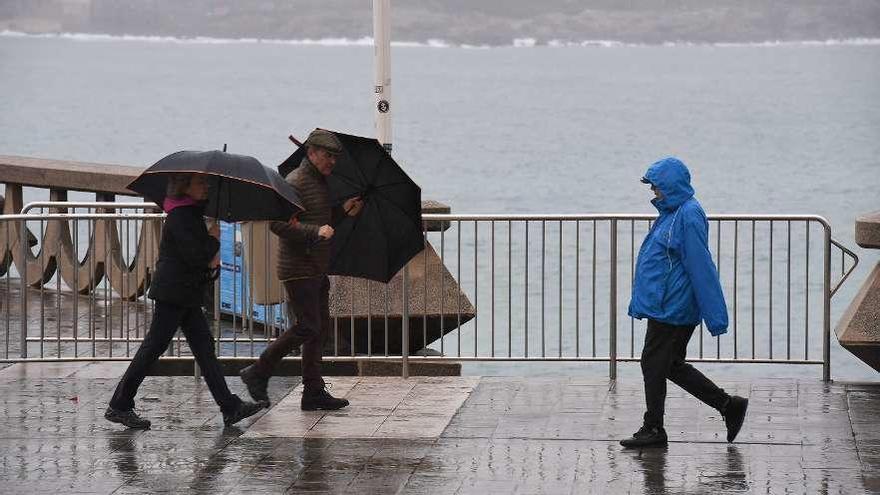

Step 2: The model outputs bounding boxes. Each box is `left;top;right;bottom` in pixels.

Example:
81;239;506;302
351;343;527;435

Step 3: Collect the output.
0;154;474;357
0;155;161;299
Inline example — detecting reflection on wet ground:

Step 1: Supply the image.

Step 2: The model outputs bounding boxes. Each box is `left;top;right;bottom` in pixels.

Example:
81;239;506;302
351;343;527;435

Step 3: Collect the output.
0;362;877;494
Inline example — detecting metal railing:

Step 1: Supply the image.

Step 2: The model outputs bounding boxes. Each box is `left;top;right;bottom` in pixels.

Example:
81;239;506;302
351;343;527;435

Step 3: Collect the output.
0;207;860;382
418;214;858;383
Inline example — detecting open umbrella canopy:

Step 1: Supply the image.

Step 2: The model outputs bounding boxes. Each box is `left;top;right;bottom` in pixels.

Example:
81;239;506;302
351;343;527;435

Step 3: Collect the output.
130;150;303;222
279;130;423;283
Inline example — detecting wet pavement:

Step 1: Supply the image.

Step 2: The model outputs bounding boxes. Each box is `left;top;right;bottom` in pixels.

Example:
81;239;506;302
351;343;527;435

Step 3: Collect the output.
0;362;877;494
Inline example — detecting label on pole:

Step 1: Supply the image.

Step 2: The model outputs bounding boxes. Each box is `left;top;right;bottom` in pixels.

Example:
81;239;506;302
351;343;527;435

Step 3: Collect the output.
377;100;390;113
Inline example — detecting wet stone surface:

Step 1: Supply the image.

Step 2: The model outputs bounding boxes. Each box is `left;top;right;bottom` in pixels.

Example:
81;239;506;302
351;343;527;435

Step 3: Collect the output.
0;363;876;494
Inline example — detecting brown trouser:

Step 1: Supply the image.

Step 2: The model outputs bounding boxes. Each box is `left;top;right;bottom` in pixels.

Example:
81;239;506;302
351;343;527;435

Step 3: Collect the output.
254;275;329;390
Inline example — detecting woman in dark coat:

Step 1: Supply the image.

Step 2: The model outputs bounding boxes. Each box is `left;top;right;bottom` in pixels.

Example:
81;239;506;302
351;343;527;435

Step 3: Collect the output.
105;173;264;429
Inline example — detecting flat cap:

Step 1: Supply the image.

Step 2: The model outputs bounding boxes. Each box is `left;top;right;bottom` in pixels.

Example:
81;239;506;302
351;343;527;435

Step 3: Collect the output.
304;129;343;154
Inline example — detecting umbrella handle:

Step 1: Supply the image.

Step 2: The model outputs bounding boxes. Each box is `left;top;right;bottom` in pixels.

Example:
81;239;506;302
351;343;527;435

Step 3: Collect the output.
332;195;367;228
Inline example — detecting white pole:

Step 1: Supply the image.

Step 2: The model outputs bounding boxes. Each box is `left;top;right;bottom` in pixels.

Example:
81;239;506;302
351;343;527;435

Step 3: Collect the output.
374;0;407;379
373;0;392;152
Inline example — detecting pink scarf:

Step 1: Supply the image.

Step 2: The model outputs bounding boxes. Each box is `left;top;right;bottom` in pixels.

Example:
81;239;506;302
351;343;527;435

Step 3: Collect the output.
162;195;198;213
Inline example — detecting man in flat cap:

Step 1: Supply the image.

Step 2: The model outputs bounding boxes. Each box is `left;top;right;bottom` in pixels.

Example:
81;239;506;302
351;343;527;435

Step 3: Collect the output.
240;129;362;410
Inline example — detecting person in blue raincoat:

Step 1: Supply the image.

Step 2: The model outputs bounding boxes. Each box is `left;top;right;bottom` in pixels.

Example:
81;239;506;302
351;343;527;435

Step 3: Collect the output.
621;157;749;448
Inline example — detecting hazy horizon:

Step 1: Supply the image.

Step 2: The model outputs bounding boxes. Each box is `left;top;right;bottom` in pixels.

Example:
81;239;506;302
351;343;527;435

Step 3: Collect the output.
3;0;880;46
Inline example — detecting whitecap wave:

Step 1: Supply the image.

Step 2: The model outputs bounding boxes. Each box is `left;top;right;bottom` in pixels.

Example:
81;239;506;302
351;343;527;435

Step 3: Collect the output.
548;39;631;48
0;30;392;47
550;38;880;48
2;30;879;48
512;38;537;48
712;38;880;47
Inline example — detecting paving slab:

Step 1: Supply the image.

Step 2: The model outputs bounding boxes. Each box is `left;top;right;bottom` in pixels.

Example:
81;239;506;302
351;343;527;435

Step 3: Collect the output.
243;376;479;440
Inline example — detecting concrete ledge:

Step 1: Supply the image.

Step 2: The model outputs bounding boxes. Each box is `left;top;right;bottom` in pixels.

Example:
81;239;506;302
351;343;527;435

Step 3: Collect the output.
835;261;880;372
147;357;461;377
856;211;880;249
148;358;359;377
0;154;142;195
358;360;461;376
1;156;449;219
421;199;451;232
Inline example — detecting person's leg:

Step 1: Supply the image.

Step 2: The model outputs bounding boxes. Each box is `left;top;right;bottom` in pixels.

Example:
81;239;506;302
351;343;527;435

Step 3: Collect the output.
181;307;265;426
300;275;348;410
109;301;181;411
241;278;320;404
641;319;681;428
179;306;241;414
621;319;678;447
666;324;730;411
667;324;749;442
300;276;330;391
254;278;319;376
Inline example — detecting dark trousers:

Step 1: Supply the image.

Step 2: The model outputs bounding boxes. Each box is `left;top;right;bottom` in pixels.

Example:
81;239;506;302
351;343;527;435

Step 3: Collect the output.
641;319;730;427
255;276;329;390
109;301;240;414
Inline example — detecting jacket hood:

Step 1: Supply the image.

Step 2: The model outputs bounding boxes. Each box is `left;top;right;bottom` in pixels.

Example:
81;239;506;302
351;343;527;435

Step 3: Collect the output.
643;157;694;212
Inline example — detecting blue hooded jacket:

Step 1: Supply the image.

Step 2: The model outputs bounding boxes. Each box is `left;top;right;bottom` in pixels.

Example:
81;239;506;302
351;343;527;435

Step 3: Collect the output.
628;157;728;336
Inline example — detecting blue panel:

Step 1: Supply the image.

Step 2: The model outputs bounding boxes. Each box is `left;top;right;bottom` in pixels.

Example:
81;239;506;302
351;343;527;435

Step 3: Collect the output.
218;222;286;326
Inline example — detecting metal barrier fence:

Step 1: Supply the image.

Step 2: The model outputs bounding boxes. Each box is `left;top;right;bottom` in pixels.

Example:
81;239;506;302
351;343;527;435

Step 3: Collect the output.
0;206;860;381
419;214;858;383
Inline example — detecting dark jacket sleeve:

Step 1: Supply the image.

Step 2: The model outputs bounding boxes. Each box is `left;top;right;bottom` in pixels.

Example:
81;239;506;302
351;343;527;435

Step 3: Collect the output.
270;219;320;243
169;210;219;269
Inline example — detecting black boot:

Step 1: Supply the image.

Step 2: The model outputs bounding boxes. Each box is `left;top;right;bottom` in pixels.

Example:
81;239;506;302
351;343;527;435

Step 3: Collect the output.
239;364;270;406
723;395;749;443
620;424;668;448
105;406;151;430
223;400;265;427
301;386;349;411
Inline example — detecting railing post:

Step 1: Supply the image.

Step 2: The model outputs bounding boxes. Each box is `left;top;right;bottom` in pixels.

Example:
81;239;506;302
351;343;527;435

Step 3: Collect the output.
402;264;409;379
19;218;27;359
609;219;618;381
823;223;832;382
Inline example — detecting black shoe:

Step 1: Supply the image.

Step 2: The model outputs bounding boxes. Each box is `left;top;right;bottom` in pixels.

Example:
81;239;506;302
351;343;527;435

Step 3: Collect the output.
723;396;749;443
105;406;151;429
301;386;349;411
620;424;668;448
239;364;270;405
223;400;265;427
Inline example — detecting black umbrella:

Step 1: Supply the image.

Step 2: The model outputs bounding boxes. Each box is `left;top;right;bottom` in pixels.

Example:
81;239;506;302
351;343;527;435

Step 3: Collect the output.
129;149;304;222
279;130;423;283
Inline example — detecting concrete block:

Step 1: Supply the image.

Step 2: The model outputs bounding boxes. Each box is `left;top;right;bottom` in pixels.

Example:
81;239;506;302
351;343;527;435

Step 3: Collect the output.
835;261;880;373
855;211;880;249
